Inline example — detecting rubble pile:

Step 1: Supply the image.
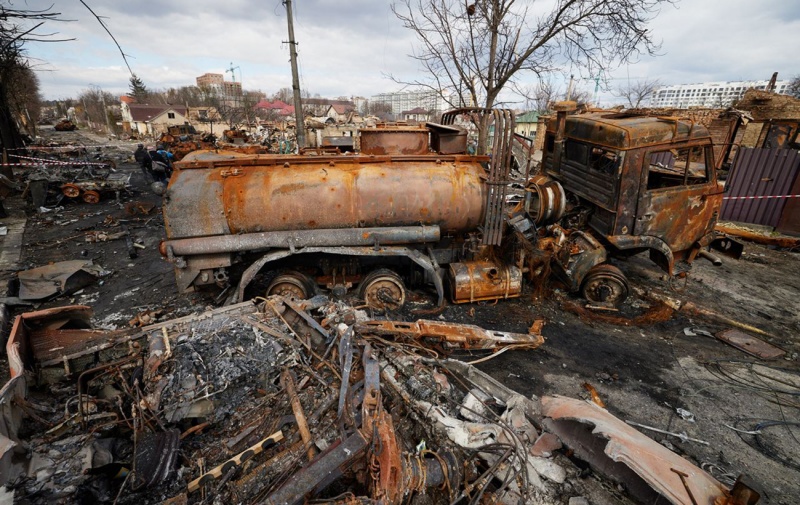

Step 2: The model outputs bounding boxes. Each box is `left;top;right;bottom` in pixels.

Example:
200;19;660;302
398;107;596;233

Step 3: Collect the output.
2;294;755;504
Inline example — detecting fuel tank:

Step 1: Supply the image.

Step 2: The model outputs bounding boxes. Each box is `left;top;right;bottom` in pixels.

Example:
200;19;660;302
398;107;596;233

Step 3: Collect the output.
164;150;488;240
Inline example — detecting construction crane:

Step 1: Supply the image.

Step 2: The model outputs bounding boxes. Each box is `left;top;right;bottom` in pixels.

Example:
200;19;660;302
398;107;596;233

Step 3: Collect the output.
226;62;241;83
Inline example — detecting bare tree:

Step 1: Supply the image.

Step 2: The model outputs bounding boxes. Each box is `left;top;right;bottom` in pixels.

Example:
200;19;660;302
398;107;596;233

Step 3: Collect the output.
367;102;393;121
77;87;116;133
6;64;42;136
787;75;800;99
393;0;672;148
516;79;558;113
614;78;662;108
0;5;71;160
517;79;592;114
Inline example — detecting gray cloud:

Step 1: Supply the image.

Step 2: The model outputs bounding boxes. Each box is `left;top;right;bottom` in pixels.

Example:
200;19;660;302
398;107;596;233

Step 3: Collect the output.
18;0;800;103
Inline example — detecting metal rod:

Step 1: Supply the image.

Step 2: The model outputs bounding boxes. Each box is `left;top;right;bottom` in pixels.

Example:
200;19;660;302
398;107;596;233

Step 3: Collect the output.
281;369;317;462
165;226;440;256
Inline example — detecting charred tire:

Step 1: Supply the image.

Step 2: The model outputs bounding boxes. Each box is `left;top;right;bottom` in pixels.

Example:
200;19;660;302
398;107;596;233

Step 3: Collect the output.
580;264;630;306
266;271;315;300
359;268;406;312
82;190;101;204
61;184;81;198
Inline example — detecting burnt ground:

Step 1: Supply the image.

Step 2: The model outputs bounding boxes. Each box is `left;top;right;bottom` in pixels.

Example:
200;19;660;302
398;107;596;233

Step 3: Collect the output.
2;127;799;504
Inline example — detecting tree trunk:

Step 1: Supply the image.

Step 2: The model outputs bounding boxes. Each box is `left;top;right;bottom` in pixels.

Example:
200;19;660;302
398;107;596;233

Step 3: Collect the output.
0;79;22;178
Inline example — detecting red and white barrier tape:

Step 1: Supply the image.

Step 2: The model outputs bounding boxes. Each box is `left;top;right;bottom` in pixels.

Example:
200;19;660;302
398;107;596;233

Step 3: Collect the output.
7;144;123;151
0;163;51;167
10;154;113;167
723;194;800;201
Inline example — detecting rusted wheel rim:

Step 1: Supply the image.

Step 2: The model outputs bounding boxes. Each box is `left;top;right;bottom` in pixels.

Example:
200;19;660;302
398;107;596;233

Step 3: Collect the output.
581;264;629;306
361;270;406;311
266;272;312;300
61;184;81;198
82;190;100;204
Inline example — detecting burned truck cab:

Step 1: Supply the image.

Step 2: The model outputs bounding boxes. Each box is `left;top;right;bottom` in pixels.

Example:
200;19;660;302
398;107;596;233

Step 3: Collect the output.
540;102;739;279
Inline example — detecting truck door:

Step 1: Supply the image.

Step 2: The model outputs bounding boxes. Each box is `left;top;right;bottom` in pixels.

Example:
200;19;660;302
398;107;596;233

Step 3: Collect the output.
634;145;722;257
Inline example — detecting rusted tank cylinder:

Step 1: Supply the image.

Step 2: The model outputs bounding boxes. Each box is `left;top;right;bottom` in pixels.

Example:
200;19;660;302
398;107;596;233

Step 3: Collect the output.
165;151;487;240
448;261;522;304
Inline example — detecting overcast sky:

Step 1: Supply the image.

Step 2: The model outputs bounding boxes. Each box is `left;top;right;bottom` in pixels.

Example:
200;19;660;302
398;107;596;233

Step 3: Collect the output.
22;0;800;107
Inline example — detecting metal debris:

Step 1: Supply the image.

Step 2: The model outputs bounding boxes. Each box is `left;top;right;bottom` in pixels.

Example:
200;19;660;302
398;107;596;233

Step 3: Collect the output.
0;296;758;504
715;328;786;360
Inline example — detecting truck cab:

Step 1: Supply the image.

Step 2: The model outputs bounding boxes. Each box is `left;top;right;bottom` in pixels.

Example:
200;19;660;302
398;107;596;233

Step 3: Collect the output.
541;104;738;279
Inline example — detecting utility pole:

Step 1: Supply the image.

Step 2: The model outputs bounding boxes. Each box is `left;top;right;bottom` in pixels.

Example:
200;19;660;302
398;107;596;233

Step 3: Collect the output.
284;0;305;149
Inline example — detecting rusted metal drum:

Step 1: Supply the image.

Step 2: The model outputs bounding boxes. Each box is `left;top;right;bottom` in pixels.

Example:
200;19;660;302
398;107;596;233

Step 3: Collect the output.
165;150;487;240
447;260;522;303
359;125;429;155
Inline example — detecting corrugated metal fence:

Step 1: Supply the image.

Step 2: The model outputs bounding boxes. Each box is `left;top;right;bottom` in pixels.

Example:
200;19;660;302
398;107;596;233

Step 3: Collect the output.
720;147;800;228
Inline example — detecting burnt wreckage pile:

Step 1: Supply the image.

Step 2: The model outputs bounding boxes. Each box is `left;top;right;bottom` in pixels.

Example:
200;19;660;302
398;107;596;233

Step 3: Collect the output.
2;296;756;504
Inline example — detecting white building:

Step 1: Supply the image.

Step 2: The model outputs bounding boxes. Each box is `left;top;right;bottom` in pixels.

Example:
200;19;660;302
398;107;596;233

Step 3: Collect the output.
370;90;462;114
650;80;791;108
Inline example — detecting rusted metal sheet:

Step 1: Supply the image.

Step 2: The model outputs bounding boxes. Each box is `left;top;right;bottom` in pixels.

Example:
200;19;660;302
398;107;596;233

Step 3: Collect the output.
447;261;522;303
359;125;428;155
547;112;711;151
6;305;138;377
542;395;745;505
427;123;467;154
715;329;786;360
355;319;544;350
165;151;486;239
776;169;800;235
635;181;723;258
707;116;740;169
6;305;91;377
721;147;800;227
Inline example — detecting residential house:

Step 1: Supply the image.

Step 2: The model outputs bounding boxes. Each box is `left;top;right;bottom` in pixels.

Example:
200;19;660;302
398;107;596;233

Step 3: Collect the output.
400;107;431;122
254;99;295;119
326;103;355;122
303;98;355;117
121;102;188;136
514;111;539;139
187;107;222;135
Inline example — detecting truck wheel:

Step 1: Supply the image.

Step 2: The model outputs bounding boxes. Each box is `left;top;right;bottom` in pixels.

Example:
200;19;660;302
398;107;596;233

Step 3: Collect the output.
82;190;101;204
61;184;81;198
266;271;315;300
581;264;629;306
360;269;406;312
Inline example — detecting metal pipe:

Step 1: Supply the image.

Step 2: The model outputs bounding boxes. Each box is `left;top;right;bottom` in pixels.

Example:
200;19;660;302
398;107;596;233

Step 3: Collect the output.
163;226;440;257
698;250;723;266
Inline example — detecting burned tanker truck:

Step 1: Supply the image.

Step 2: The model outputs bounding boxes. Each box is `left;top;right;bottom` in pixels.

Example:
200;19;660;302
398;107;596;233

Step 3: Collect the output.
161;106;738;309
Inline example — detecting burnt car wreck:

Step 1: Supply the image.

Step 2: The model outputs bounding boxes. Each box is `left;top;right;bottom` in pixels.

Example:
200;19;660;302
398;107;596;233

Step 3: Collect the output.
160;106;739;309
